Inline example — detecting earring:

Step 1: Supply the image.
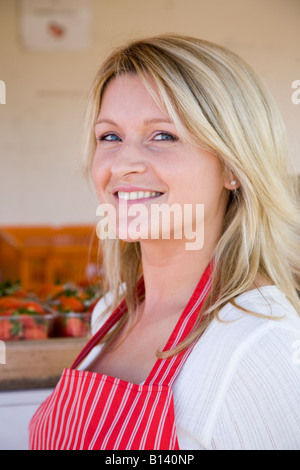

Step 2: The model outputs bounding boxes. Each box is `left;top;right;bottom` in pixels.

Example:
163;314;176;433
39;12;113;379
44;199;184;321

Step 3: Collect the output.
231;180;236;186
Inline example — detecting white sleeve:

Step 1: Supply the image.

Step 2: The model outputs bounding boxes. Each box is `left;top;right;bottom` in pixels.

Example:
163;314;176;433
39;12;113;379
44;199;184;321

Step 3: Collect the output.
90;294;112;335
209;327;300;450
91;283;126;335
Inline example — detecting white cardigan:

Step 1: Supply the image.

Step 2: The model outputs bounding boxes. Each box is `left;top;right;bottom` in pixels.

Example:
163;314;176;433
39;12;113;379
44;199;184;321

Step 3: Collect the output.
80;286;300;450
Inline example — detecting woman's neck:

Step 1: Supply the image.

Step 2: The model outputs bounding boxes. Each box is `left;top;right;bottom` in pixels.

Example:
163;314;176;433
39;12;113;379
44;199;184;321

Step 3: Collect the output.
139;238;214;319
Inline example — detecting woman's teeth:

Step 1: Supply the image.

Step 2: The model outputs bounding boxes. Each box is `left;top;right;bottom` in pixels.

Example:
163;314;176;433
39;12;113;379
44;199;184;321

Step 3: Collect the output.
117;191;162;200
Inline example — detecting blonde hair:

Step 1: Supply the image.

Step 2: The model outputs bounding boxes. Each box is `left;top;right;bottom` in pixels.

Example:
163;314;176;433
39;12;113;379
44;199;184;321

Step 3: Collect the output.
82;34;300;355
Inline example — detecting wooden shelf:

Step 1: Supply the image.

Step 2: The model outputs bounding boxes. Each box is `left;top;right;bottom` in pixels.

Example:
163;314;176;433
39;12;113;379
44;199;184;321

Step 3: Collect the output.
0;337;88;390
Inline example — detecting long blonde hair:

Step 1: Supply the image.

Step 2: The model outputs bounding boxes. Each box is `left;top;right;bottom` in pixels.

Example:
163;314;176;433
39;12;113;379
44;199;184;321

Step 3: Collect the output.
82;34;300;355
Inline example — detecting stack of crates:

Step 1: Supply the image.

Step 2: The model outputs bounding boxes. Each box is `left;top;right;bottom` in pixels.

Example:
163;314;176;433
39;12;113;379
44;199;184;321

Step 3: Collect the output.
0;225;101;292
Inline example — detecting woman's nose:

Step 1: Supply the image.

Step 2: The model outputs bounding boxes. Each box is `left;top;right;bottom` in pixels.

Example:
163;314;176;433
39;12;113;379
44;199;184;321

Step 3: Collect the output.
110;142;147;178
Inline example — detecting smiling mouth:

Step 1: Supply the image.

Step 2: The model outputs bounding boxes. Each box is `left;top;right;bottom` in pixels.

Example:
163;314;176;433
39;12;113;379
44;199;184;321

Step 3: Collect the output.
115;191;164;201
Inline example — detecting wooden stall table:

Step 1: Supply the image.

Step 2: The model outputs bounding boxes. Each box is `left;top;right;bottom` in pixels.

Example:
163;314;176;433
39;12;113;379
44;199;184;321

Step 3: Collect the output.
0;337;87;391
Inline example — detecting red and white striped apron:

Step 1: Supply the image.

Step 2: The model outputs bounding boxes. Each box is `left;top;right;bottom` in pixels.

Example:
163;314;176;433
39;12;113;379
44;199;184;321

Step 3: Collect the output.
29;264;212;450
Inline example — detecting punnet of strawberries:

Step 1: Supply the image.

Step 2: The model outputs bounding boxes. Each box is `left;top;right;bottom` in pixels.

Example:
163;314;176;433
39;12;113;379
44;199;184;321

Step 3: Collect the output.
0;280;102;341
39;281;102;338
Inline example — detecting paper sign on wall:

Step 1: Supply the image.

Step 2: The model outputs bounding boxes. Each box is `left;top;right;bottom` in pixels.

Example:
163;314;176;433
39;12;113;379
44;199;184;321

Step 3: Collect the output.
19;0;91;50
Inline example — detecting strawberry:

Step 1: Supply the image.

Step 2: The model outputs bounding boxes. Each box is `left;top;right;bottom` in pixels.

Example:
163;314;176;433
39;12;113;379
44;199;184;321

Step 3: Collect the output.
23;301;46;314
64;317;86;337
58;295;84;312
0;297;26;310
0;319;13;340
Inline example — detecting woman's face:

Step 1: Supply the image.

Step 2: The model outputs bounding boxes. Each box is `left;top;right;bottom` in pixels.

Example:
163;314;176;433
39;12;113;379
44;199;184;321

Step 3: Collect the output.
92;74;230;248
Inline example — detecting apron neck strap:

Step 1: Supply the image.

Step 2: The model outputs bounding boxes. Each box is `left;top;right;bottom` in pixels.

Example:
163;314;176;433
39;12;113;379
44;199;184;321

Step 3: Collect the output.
144;264;213;387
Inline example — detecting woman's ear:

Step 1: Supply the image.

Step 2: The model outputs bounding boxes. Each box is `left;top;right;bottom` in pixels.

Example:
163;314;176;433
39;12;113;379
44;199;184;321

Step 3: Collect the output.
224;172;240;190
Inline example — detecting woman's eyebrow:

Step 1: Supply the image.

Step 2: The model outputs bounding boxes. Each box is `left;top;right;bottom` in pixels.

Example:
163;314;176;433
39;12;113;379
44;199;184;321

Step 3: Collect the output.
94;117;174;127
143;118;174;125
94;118;116;126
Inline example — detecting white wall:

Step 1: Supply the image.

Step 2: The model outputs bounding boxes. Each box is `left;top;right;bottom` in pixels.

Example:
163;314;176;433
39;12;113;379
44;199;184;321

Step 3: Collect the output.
0;388;53;450
0;0;299;225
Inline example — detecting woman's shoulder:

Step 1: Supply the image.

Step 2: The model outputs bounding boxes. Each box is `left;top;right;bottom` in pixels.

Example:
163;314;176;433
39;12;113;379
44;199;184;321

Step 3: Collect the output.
173;287;300;449
179;285;300;400
219;285;299;325
202;285;300;355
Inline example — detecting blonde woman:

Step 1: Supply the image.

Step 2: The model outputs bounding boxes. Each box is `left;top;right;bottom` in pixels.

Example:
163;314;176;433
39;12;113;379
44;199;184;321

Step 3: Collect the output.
29;35;300;450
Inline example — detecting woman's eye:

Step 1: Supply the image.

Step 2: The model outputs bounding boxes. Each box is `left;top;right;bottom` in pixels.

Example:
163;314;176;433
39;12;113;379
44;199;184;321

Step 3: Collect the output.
99;133;122;142
153;132;178;142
